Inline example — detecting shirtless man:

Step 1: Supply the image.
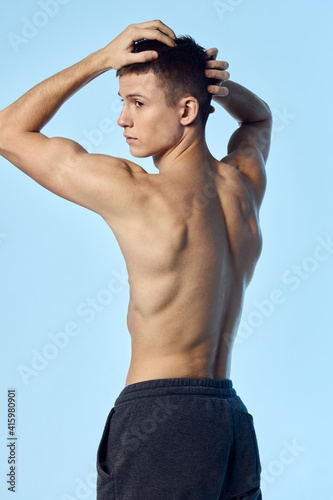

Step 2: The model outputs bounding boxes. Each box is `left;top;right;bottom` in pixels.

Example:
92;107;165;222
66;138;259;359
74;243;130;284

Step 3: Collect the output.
0;20;271;500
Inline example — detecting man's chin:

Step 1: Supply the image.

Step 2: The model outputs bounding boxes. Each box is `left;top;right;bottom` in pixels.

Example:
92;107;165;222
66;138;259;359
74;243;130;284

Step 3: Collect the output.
130;152;152;158
129;147;155;159
128;143;161;159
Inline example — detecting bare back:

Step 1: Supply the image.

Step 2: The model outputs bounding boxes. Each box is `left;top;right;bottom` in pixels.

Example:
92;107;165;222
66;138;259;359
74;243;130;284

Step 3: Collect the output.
0;19;272;392
105;158;262;386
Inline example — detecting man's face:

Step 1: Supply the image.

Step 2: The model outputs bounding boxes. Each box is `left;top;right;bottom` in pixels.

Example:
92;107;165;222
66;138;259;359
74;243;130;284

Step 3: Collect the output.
117;72;184;160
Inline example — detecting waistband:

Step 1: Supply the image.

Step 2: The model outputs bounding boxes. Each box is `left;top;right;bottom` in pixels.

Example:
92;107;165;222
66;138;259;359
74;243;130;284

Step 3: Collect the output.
114;378;237;406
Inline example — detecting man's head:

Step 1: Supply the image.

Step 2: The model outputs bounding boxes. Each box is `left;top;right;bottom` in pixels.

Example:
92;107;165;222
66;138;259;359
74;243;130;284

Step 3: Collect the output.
117;35;215;127
116;35;217;160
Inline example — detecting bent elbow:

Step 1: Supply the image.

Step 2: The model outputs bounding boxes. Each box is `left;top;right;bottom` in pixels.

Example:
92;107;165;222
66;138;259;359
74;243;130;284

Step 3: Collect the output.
0;115;13;153
263;102;273;122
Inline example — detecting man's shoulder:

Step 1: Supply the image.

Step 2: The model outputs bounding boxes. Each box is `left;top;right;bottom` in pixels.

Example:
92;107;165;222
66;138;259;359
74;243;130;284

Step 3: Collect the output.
122;158;149;175
217;151;266;209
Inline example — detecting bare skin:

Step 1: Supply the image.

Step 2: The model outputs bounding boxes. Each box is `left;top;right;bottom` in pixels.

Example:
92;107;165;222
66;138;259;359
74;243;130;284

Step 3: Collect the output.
112;153;262;386
0;20;272;387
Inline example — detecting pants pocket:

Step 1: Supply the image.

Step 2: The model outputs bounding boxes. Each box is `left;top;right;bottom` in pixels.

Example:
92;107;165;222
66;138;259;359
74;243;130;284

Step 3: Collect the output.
96;407;115;478
96;473;115;500
96;408;116;499
224;407;262;498
245;413;262;475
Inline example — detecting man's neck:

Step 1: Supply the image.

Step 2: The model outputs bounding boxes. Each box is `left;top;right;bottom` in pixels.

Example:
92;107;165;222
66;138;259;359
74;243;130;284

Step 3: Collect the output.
153;129;214;176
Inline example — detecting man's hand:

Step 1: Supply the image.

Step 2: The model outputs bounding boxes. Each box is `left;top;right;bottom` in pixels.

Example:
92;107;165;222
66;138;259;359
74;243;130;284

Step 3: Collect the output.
103;20;177;71
205;48;230;114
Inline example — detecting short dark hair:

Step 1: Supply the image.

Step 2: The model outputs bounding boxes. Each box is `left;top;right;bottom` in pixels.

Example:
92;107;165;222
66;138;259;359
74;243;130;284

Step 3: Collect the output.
116;35;217;128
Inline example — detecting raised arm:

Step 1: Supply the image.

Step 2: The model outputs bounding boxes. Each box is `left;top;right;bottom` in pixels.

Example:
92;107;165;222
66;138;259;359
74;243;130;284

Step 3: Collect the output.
213;80;272;163
0;20;177;219
205;49;272;207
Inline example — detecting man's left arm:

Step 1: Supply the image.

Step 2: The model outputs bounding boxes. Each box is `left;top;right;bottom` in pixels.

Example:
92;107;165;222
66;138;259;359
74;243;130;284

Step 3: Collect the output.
0;20;177;219
204;49;271;209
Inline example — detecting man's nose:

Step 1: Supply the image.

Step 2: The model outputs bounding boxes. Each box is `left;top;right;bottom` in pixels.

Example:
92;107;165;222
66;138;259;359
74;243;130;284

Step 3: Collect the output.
117;107;132;128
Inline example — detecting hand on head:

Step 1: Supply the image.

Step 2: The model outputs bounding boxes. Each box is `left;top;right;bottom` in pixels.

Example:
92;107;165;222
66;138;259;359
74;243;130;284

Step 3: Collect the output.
105;20;177;70
204;48;230;113
106;20;230;117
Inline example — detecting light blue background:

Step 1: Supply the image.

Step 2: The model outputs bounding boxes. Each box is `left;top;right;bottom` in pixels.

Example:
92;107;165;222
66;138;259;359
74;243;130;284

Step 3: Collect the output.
1;0;332;498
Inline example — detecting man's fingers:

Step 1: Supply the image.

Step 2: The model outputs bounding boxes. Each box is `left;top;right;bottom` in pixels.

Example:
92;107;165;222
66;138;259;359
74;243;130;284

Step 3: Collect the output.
130;50;159;64
128;20;176;41
129;26;176;48
128;20;176;47
205;69;230;80
206;60;229;70
205;48;218;60
107;20;176;70
207;84;229;96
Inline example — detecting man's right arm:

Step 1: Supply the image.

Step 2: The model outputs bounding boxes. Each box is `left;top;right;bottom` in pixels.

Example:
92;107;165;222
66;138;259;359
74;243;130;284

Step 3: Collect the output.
0;20;176;221
212;81;272;207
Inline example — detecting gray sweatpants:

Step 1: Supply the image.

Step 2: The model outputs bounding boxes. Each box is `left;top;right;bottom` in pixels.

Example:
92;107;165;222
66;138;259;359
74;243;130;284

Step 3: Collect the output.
96;378;262;499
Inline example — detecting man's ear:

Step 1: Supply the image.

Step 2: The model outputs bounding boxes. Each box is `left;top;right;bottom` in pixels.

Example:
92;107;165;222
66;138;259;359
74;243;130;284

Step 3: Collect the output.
179;96;199;126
